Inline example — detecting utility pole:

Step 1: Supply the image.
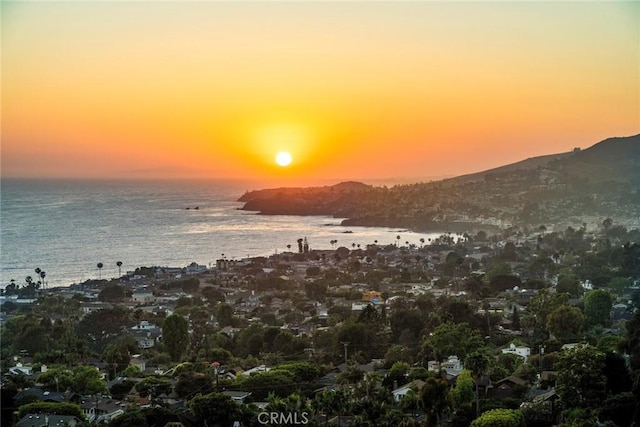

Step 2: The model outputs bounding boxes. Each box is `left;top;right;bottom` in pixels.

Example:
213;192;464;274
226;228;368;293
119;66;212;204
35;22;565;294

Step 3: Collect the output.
304;348;315;360
341;342;350;365
212;361;220;392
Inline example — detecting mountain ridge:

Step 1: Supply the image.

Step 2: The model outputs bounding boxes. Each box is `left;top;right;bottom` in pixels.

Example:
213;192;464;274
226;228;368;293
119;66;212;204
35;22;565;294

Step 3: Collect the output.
239;134;640;231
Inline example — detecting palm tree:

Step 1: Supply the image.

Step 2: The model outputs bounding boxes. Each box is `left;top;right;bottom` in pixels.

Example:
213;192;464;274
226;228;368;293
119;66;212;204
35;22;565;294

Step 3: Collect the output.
420;238;425;248
400;389;420;418
97;262;104;279
39;271;46;289
35;268;42;289
314;389;336;426
287;244;291;252
465;351;490;417
116;261;123;277
419;376;451;426
396;235;401;246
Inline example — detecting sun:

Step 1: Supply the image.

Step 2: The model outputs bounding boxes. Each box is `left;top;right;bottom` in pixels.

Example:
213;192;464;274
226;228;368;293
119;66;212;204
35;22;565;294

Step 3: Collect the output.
275;151;293;167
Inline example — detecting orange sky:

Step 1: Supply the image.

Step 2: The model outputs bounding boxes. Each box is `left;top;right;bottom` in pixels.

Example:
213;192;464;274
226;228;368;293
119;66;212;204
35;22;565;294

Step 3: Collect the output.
2;1;639;185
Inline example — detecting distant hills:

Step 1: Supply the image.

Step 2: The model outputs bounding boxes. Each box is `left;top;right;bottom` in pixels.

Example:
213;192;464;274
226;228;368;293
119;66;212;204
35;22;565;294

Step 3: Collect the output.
239;134;640;232
447;134;639;186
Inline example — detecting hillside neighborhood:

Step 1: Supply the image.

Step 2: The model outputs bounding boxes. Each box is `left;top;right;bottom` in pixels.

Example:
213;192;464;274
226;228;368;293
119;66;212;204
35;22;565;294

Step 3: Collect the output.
2;218;639;426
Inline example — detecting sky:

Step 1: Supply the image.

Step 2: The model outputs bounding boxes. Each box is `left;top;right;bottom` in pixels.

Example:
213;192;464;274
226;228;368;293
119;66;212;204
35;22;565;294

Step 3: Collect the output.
2;0;639;185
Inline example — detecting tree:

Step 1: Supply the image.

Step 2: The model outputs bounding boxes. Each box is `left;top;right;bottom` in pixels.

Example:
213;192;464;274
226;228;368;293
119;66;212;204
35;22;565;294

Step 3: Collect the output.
527;288;569;331
422;322;484;363
357;304;382;326
175;373;215;398
603;352;632;395
271;361;322;384
419;376;451;425
37;367;73;392
215;303;233;328
134;376;172;398
583;289;614;327
102;338;137;379
383;361;410;389
399;389;420;418
556;271;582;297
470;408;525;427
108;407;180;427
555;345;606;408
75;307;134;353
202;286;225;304
336;321;381;361
190;392;242;427
465;351;489;418
97;262;104;279
38;270;46;289
546;305;585;342
450;369;475;411
71;365;107;395
162;314;189;362
116;261;123;277
485;263;512;283
239;370;296;400
98;284;127;302
599;392;635;427
18;402;84;420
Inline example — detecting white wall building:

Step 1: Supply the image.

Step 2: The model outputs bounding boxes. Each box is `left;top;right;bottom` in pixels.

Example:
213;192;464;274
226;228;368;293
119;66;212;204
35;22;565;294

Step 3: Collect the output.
501;343;531;361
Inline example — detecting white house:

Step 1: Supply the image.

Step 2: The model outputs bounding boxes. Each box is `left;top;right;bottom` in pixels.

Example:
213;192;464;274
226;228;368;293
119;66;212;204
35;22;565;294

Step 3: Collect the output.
80;399;125;423
501;343;531;362
129;355;146;372
132;292;155;304
428;355;464;373
242;365;270;376
392;379;425;402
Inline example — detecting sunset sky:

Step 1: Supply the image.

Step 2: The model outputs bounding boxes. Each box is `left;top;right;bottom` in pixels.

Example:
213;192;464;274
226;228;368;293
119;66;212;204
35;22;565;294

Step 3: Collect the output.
2;1;639;185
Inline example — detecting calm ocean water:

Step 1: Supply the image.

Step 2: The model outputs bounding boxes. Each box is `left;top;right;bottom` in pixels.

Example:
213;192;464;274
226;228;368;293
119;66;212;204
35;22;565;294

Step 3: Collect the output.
1;178;442;289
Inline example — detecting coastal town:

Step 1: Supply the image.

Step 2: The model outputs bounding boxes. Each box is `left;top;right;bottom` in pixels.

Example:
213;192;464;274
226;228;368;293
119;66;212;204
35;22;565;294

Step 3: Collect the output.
1;220;639;426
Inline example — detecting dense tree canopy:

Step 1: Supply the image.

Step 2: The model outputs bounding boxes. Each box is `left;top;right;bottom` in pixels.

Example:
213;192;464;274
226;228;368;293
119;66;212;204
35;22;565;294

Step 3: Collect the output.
555;345;607;408
162;314;189;362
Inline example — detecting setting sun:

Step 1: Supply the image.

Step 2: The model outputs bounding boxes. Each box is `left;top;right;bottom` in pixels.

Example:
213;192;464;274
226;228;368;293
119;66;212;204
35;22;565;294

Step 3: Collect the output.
275;151;293;167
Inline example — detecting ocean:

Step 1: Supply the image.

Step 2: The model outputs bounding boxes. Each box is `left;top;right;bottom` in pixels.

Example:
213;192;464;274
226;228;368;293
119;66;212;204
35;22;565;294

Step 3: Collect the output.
1;178;443;289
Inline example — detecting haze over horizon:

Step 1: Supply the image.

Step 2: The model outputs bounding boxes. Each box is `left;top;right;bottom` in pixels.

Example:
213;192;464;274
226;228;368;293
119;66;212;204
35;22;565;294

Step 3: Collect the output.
2;1;638;185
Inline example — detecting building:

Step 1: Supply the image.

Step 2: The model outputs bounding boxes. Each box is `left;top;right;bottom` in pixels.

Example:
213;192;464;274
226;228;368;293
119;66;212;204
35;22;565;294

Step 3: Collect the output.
501;343;531;362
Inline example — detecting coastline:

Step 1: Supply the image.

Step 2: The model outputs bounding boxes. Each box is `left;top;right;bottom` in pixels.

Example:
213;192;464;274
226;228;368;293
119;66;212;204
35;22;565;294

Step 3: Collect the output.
339;216;501;234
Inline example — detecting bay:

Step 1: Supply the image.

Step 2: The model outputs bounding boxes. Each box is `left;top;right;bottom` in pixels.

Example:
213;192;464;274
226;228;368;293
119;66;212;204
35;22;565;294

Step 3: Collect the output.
1;178;443;289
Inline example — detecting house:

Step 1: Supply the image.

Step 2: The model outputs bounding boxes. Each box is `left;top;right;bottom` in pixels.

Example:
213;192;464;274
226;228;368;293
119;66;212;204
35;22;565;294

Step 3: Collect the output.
14;388;67;404
392;379;425;402
131;321;162;349
129;355;146;372
501;343;531;362
222;390;252;404
362;291;382;302
428;355;464;376
131;320;158;331
242;365;270;376
16;414;81;427
520;388;558;421
132;292;155;304
80;302;112;316
9;362;33;376
80;398;125;423
488;376;528;400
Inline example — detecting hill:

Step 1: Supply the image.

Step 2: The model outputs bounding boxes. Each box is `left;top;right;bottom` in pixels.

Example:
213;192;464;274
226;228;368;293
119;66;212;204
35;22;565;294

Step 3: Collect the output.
239;134;640;231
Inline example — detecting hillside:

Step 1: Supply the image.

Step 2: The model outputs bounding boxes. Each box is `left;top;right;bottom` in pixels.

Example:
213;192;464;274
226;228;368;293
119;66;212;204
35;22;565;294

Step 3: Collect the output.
239;134;640;231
